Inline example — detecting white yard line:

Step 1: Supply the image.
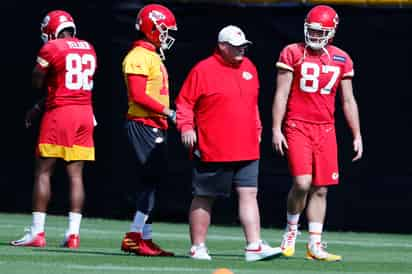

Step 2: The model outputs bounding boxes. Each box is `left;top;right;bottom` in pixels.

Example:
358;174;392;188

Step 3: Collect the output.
0;261;256;273
0;261;407;274
69;265;218;272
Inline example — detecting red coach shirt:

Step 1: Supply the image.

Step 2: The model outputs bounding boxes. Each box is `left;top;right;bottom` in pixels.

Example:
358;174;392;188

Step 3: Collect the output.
176;51;261;162
36;37;97;110
276;43;354;124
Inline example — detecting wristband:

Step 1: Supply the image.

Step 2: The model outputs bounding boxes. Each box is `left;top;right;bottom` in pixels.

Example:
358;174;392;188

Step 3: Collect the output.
34;104;42;111
168;110;176;121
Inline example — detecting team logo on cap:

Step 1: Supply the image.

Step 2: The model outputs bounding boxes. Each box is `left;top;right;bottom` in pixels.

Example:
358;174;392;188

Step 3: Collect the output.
59;15;68;23
242;71;252;80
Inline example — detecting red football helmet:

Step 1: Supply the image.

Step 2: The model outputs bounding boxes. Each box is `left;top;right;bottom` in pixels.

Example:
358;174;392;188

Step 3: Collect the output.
304;5;338;50
136;4;177;51
40;10;76;43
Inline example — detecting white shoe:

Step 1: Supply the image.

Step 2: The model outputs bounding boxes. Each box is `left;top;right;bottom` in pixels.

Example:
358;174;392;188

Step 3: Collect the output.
189;244;212;260
245;240;282;262
280;228;298;257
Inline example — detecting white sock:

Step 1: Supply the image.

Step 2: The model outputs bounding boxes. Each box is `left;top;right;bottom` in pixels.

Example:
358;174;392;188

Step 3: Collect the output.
308;222;323;243
246;240;261;250
287;212;300;231
67;212;82;236
130;211;148;233
142;224;152;240
31;212;46;234
192;242;206;249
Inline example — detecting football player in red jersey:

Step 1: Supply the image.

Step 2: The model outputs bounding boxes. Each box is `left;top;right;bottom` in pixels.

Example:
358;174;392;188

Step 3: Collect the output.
10;10;97;249
272;5;363;261
119;4;176;257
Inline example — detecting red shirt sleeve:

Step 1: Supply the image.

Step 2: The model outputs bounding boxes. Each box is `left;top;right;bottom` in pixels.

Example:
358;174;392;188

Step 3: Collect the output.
127;74;165;114
342;53;354;78
277;45;295;71
36;42;58;72
175;68;203;133
251;64;262;136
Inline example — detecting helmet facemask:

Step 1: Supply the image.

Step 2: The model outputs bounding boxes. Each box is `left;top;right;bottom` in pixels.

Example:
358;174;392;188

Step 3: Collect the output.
135;4;177;60
40;15;51;43
304;23;335;50
157;22;177;50
40;33;51;43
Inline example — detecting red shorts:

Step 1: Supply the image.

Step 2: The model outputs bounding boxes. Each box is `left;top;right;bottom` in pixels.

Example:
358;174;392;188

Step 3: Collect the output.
37;105;95;161
284;120;339;186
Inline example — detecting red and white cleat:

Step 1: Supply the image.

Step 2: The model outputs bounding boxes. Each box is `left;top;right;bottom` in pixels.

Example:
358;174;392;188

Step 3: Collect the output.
141;239;174;256
280;228;298;257
189;244;212;260
10;230;46;247
62;234;80;249
121;232;142;254
121;232;174;256
245;240;282;262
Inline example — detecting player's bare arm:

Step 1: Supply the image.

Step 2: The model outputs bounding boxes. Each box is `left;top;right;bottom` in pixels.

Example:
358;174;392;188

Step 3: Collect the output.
340;78;363;162
25;67;47;128
31;67;47;109
32;66;46;89
272;69;293;156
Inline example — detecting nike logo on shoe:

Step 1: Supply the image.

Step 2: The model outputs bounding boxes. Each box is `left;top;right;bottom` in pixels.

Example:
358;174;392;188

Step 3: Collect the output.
245;245;262;252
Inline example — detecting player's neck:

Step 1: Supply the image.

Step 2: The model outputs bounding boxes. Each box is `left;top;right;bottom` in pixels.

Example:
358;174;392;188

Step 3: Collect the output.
308;47;324;56
142;38;158;49
57;33;73;40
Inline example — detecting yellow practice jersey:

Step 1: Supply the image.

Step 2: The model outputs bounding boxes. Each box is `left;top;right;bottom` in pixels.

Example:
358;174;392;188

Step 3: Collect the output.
122;40;170;119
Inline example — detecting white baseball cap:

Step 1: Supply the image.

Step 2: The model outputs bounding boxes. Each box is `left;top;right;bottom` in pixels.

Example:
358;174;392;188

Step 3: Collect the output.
218;25;252;47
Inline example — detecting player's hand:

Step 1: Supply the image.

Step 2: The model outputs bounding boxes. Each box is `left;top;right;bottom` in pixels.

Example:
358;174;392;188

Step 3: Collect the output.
24;104;42;128
352;137;363;162
272;128;288;156
181;129;197;148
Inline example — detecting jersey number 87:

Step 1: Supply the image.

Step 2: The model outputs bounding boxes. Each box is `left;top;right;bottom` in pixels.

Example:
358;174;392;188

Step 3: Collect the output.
300;62;340;95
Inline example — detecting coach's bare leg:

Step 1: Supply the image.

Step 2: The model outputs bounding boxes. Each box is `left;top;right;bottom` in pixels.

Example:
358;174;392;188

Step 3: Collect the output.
306;186;328;223
189;196;214;245
237;187;260;244
66;160;85;213
33;158;57;212
287;175;312;214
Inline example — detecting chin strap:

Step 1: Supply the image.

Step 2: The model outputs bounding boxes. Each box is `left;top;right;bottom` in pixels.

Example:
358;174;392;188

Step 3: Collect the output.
321;46;331;64
303;45;331;65
159;48;166;60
